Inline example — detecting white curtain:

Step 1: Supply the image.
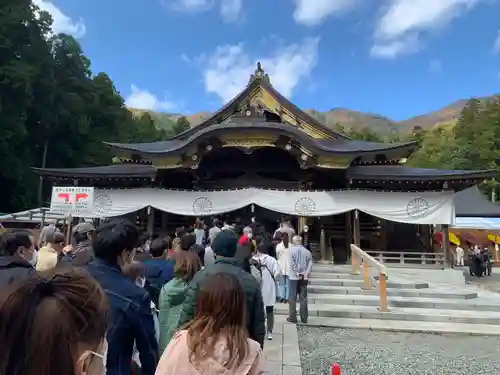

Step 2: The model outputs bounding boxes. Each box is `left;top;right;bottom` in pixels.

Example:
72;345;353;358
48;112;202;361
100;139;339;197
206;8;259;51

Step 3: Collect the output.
66;187;455;225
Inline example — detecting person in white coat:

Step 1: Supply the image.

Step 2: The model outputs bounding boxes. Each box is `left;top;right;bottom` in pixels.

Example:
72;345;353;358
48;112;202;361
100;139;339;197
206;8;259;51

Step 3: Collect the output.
276;232;291;303
253;239;281;340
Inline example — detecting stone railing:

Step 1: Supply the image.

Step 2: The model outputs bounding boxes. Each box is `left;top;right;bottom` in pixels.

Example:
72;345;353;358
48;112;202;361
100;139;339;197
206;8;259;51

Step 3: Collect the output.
364;251;444;266
350;244;389;311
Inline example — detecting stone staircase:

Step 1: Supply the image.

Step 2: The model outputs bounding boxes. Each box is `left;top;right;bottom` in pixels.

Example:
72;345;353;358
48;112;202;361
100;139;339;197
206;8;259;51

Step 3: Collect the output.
274;263;500;335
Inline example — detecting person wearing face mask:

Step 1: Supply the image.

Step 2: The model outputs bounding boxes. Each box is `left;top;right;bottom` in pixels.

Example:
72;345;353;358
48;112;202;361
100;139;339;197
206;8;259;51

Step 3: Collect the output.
0;231;36;287
85;218;159;375
0;267;109;375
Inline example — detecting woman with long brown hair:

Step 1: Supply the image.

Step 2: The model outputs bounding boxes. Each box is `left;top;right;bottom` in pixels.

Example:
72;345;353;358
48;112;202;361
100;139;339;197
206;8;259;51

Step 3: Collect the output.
155;273;266;375
158;251;201;353
0;268;109;375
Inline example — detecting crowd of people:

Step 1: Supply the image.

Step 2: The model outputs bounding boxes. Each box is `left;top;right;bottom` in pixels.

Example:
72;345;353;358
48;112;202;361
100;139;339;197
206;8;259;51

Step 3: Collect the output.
465;244;494;277
0;215;313;375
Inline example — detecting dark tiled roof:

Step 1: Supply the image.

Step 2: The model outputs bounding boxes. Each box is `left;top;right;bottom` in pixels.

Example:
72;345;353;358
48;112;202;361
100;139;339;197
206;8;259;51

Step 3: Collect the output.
455;186;500;217
106;122;416;156
346;165;496;181
32;164;157;178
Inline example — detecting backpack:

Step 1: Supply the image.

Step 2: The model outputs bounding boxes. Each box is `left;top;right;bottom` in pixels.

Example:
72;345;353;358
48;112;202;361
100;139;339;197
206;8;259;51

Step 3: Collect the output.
249;258;263;285
144;264;166;307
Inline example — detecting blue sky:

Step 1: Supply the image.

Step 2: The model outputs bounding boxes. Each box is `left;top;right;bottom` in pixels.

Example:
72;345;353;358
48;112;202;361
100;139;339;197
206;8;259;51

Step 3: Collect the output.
38;0;500;120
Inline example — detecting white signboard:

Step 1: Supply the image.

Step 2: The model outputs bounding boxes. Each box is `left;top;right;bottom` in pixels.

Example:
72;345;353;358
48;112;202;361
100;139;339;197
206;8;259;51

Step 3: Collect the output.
50;187;95;216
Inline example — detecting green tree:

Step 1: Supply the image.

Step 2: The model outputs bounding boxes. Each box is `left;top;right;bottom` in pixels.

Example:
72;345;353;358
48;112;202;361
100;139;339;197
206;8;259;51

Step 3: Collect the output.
133;112;168;141
170;116;190;136
0;1;170;212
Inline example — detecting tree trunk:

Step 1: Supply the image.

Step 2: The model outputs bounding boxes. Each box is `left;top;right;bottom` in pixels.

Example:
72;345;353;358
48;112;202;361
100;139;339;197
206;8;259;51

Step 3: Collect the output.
37;140;49;207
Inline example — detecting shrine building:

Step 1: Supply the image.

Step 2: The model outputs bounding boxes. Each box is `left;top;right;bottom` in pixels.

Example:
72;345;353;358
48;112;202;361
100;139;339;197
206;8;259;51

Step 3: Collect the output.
33;63;495;263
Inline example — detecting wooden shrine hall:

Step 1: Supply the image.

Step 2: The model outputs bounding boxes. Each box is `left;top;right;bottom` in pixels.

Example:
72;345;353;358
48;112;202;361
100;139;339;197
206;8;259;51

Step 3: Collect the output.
33;63;495;263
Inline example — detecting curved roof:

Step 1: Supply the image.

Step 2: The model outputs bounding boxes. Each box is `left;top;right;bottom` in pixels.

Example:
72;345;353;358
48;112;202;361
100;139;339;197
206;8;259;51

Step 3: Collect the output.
454;186;500;217
170;73;351;141
32;164;157;178
106;121;417;156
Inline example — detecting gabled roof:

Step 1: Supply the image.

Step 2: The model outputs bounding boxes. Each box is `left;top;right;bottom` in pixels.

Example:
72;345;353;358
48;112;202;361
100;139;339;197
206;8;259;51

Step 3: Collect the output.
171;62;350;141
454;186;500;217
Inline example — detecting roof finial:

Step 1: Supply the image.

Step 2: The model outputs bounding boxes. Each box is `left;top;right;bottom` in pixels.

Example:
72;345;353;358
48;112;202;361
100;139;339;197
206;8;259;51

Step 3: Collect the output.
248;61;271;85
256;61;263;74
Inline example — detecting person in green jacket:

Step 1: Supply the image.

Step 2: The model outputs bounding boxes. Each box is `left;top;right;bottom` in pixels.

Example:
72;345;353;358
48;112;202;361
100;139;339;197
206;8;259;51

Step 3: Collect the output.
158;250;201;353
177;230;266;348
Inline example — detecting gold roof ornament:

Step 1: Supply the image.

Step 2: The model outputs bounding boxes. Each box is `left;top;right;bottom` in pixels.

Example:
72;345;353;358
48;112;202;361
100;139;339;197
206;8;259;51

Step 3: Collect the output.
248;62;271;85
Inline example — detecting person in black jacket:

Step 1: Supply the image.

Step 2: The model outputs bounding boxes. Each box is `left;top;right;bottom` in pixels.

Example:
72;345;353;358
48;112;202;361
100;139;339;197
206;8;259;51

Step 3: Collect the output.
0;231;36;287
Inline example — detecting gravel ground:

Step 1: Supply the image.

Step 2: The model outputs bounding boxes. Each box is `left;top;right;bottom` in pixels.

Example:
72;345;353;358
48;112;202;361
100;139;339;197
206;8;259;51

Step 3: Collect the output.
468;273;500;293
298;326;500;375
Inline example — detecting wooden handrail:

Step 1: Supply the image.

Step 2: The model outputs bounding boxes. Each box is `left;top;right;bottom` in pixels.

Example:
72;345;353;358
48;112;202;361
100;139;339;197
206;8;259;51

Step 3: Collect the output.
350;244;389;312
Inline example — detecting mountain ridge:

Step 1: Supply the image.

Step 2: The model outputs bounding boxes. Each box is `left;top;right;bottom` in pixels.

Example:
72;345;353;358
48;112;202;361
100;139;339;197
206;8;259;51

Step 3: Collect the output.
128;95;497;133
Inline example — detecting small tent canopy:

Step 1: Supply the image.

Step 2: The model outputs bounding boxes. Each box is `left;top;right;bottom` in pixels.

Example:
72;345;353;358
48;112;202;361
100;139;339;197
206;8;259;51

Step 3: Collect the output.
0;207;67;225
453;186;500;229
454;186;500;218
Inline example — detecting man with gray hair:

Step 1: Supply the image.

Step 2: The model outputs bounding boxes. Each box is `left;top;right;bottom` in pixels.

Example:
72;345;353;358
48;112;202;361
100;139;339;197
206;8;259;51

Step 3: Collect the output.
287;235;312;324
204;225;219;267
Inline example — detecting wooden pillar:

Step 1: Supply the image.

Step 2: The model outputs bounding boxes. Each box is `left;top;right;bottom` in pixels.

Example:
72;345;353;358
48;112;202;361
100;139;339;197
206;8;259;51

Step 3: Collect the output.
161;211;168;233
298;216;306;234
40;209;46;229
442;224;450;268
319;223;327;262
346;211;352;260
353;209;361;247
380;219;387;251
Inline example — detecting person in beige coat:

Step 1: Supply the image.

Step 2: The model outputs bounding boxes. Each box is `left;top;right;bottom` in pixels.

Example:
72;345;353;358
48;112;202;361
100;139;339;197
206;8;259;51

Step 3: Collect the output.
36;232;65;271
155;273;267;375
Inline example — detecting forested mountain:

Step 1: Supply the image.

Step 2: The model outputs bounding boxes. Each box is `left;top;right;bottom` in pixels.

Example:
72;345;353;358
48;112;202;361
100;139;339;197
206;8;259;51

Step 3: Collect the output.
133;96;497;135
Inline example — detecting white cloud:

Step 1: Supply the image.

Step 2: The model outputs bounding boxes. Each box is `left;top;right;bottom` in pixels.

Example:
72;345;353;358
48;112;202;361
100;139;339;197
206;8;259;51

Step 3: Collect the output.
201;38;320;103
370;34;420;59
125;85;178;112
165;0;242;22
33;0;86;38
169;0;213;12
293;0;357;26
372;0;481;59
493;31;500;53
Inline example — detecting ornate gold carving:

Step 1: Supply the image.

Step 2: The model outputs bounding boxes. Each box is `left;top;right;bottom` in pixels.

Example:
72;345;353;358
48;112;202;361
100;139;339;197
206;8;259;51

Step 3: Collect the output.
222;139;275;148
152;156;182;169
215;76;335;140
315;156;352;169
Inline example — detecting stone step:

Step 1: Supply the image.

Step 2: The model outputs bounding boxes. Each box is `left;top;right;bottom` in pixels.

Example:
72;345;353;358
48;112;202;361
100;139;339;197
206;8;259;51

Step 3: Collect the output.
274;303;500;324
308;279;429;289
307;294;500;311
307;285;478;299
312;264;350;270
300;316;500;335
309;273;362;280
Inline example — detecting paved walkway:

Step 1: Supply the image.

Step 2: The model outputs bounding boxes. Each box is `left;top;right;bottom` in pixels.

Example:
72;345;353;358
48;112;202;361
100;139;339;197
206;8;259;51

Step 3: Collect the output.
263;315;302;375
